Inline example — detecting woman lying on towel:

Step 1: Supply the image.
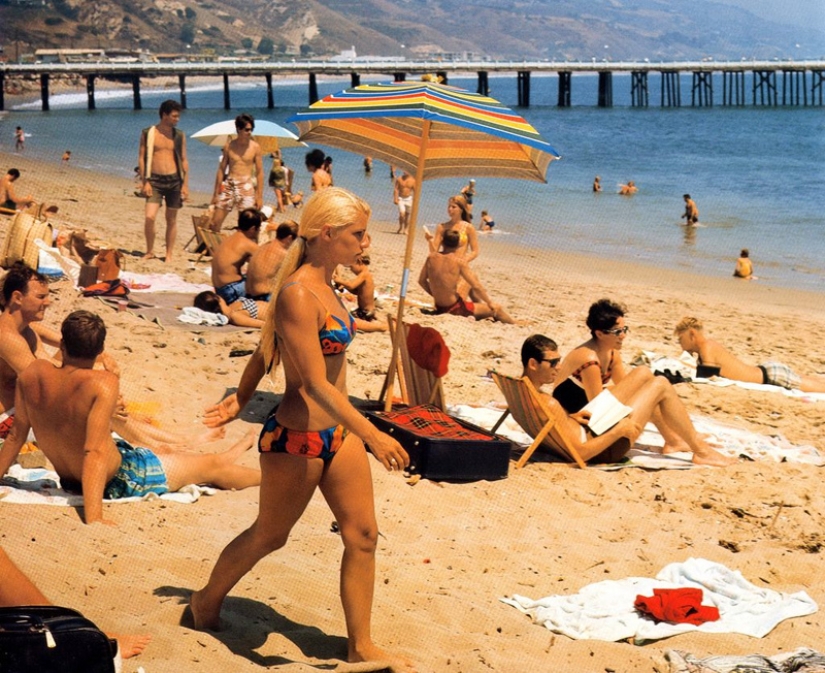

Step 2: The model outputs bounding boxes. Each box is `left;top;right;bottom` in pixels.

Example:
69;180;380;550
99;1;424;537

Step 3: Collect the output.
553;298;711;457
193;290;267;329
523;334;734;466
192;188;415;671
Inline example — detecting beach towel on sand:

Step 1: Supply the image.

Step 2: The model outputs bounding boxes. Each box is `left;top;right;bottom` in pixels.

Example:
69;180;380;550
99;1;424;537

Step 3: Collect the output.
448;405;824;468
0;464;217;506
501;557;818;644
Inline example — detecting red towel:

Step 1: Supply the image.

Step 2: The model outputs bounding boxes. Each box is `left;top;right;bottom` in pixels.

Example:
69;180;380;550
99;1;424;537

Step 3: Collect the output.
406;323;450;378
634;588;720;625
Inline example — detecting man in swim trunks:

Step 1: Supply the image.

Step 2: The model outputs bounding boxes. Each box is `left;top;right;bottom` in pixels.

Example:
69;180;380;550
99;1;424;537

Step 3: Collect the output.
0;311;261;525
418;229;515;323
681;194;699;225
393;169;416;234
210;113;264;232
674;316;825;392
210;208;262;304
0;168;35;212
138;99;189;262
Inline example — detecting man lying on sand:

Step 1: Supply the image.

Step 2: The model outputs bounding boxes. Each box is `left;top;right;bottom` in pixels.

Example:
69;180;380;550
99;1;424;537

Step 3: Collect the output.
0;545;151;660
520;335;734;466
419;229;514;323
674;316;825;393
0;311;261;525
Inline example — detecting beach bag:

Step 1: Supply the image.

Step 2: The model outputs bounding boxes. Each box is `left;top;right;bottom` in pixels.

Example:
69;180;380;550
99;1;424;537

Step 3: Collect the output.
0;606;117;673
82;278;129;298
93;249;123;282
0;211;53;270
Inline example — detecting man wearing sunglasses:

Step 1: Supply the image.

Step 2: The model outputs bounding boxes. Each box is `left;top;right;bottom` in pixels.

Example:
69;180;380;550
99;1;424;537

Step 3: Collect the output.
520;334;734;466
210;113;264;231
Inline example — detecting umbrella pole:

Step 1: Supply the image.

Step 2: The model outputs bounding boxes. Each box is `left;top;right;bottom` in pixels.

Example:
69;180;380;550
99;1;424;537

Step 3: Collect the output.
383;120;431;412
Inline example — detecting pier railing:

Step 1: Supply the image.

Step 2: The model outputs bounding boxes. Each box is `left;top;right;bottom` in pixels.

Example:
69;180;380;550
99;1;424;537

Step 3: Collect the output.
2;60;824;111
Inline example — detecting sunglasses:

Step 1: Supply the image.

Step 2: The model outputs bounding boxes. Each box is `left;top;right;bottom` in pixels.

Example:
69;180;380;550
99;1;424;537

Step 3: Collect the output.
540;357;561;367
602;326;630;336
240;126;254;132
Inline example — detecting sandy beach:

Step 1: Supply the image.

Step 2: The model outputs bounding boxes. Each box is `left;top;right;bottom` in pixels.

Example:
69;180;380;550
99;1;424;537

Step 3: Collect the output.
1;149;823;672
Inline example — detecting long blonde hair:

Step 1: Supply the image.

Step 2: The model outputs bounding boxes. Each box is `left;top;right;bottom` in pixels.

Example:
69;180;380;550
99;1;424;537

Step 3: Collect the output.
260;187;371;375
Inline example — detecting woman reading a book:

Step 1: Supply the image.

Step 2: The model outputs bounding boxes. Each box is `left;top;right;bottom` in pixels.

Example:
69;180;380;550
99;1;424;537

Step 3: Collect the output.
522;334;734;466
551;298;734;459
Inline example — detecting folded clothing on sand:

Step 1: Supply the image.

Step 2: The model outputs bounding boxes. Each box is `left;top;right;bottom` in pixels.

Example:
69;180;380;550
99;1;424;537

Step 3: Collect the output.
665;647;825;673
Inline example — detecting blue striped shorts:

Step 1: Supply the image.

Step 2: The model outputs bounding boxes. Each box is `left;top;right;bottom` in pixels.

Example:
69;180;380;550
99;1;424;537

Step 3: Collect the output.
104;438;169;499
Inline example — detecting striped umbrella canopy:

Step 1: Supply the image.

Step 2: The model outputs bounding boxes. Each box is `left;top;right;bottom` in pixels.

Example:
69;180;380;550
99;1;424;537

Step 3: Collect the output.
287;81;560;183
287;81;561;410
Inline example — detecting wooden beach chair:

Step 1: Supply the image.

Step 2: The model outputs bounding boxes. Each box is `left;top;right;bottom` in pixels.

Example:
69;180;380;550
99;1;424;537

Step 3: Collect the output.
381;315;446;411
194;227;225;262
490;372;587;469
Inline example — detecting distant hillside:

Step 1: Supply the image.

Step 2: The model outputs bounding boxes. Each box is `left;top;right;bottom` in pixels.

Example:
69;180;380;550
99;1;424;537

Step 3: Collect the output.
1;0;822;61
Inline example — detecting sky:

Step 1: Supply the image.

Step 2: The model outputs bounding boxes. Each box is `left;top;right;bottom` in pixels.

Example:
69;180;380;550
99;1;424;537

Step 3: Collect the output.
712;0;824;31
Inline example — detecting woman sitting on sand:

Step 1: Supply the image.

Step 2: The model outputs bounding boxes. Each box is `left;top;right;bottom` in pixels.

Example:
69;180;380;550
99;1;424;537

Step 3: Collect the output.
553;298;710;456
193;290;267;329
191;188;413;671
425;194;480;300
425;194;479;263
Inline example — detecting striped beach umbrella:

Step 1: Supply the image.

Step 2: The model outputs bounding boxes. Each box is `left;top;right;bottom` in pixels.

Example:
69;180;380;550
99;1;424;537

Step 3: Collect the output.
287;81;559;183
287;81;561;409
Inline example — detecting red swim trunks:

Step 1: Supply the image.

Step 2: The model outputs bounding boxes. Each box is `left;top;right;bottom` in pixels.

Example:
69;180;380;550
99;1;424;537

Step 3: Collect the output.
435;298;475;317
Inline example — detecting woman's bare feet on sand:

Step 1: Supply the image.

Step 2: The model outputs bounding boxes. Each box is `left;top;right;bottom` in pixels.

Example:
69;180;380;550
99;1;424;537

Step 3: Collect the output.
349;642;417;673
691;442;737;467
111;632;152;659
188;590;221;632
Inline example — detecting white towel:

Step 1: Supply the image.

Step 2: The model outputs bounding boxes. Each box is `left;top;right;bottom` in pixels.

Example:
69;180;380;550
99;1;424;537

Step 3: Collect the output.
501;557;818;643
0;464;217;505
177;307;229;326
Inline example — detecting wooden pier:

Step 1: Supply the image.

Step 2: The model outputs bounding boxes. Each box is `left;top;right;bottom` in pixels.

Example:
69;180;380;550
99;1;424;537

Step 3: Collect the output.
2;60;824;111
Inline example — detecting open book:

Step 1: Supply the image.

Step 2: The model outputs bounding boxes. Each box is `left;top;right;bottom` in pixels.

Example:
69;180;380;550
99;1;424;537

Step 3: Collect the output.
582;389;633;436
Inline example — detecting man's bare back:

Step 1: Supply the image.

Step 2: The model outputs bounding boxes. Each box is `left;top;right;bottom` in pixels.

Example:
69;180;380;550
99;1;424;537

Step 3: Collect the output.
211;231;257;288
422;252;465;308
246;241;287;298
16;360;122;489
697;339;763;384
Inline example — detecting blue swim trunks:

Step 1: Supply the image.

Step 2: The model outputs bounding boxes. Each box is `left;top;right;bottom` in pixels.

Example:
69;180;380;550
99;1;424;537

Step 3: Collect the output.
215;278;246;304
103;438;169;499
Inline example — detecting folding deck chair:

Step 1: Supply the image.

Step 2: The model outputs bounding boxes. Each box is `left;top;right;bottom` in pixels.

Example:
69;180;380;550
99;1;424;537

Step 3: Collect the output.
381;315;446;411
490;371;587;469
194;227;226;263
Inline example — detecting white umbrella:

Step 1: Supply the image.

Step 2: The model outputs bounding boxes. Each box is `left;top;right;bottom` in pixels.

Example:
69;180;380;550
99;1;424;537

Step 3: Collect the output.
191;119;306;154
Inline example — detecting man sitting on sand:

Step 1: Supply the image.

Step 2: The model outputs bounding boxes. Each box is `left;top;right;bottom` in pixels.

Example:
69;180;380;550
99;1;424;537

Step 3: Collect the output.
0;311;261;525
0;168;35;211
733;248;755;280
418;229;514;323
245;220;298;301
520;334;734;465
1;544;151;660
675;316;825;392
211;208;261;304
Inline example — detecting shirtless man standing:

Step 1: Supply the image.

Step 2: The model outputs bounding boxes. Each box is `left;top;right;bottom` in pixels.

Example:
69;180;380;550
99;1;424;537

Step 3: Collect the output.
305;148;331;192
245;220;298;301
0;311;261;525
393;169;416;234
0;169;35;211
675;316;825;392
210;113;264;231
418;230;514;323
681;194;699;225
138;99;189;262
210;208;261;304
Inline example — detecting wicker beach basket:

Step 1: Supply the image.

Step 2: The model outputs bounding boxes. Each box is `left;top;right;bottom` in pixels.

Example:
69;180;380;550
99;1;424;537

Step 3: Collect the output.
1;211;53;270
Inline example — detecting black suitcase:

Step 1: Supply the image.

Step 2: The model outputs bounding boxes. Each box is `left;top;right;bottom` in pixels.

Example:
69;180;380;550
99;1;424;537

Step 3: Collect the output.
0;606;117;673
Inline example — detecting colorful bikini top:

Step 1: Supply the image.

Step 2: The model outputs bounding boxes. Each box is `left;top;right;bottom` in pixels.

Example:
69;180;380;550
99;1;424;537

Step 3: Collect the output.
571;350;615;385
281;282;356;356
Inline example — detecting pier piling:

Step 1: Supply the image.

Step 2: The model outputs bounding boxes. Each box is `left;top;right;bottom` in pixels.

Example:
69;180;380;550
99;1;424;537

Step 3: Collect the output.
477;71;489;96
558;71;571;107
597;71;613;107
179;74;186;109
631;71;648;107
517;71;530;107
86;75;95;110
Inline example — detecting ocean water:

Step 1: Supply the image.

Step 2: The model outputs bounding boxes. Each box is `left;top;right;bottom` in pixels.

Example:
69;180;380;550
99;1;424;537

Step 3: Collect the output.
2;72;823;292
